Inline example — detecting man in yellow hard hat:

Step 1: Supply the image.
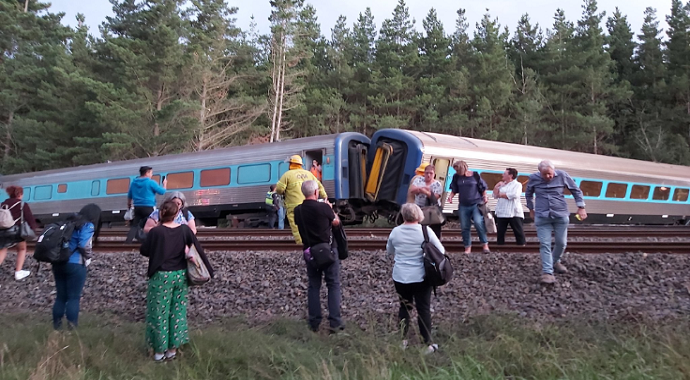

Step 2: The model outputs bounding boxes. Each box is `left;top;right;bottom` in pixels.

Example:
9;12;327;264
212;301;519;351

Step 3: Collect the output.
276;155;327;244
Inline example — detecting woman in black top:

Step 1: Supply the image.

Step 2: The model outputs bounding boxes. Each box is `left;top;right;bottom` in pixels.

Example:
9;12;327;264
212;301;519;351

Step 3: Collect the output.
140;200;213;362
0;186;38;280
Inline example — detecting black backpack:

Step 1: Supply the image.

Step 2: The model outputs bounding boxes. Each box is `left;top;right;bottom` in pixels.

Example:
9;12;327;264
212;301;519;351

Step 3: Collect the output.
34;220;77;263
422;226;453;288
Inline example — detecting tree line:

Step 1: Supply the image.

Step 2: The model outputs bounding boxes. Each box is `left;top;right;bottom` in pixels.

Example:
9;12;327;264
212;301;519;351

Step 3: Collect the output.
1;0;689;175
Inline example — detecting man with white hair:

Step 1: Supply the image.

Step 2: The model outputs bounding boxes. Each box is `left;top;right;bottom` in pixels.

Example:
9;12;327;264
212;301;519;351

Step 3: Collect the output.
294;180;343;333
526;160;587;284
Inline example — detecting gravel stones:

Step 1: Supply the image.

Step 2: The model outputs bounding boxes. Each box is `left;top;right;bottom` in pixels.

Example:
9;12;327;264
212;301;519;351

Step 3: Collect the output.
0;250;688;327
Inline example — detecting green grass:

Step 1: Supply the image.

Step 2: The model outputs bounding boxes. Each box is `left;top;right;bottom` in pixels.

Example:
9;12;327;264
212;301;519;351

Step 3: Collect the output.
1;314;689;379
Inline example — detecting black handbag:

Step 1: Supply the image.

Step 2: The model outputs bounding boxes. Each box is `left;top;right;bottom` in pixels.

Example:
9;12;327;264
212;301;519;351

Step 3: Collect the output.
298;207;336;269
332;225;348;260
19;202;36;241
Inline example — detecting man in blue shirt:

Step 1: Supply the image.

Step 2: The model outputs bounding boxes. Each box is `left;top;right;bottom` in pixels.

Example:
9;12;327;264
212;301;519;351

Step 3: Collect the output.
125;166;167;243
525;160;587;284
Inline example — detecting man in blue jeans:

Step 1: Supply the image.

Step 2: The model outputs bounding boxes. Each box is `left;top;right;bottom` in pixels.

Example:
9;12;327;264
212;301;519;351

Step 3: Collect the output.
526;160;587;284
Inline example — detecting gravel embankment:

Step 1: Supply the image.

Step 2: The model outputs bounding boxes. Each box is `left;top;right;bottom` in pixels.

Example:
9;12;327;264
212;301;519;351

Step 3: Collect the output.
1;250;688;326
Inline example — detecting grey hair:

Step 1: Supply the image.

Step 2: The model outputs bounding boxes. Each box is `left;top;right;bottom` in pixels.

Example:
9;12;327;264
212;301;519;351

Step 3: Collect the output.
538;160;555;172
400;203;424;223
163;191;187;208
301;180;320;197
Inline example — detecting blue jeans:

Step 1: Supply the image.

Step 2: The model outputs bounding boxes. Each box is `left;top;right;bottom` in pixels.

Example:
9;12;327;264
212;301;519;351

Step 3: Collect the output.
278;207;285;230
459;204;488;247
52;263;87;329
306;255;342;331
535;216;569;274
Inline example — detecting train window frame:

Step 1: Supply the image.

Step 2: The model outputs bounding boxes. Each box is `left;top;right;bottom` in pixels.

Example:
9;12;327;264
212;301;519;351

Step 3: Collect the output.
91;181;100;196
167;171;195;190
652;186;671;201
605;182;627;199
237;164;272;184
152;175;161;184
34;185;53;200
579;180;603;197
200;168;231;187
57;184;68;193
673;188;689;202
23;187;31;201
106;178;131;195
479;172;503;192
630;184;651;200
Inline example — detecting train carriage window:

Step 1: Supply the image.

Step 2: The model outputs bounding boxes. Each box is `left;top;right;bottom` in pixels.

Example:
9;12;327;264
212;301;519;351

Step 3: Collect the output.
23;187;31;201
91;181;100;196
517;175;529;193
34;185;53;200
279;162;290;177
152;175;161;184
106;178;130;194
605;182;627;199
238;164;271;184
652;186;671;201
57;184;67;193
630;185;651;200
480;172;503;191
200;168;230;187
673;188;689;202
579;181;602;197
167;172;194;189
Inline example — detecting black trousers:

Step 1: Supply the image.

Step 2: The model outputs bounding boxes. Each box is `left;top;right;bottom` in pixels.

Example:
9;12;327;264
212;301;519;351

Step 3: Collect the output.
496;217;526;245
125;206;153;243
394;280;433;344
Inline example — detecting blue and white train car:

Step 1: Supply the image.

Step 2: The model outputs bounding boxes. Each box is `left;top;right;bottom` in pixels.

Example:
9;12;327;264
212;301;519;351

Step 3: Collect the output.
367;129;690;225
0;133;371;225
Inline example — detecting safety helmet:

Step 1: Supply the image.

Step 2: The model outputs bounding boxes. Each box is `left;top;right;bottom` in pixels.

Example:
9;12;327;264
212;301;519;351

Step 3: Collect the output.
415;162;429;175
289;155;303;165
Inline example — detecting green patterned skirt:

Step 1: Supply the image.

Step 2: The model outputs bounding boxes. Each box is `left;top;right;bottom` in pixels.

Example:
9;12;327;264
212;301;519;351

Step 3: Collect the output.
146;270;189;352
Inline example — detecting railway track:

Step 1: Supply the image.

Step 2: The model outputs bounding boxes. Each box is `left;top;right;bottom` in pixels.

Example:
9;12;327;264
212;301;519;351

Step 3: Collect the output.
95;226;690;239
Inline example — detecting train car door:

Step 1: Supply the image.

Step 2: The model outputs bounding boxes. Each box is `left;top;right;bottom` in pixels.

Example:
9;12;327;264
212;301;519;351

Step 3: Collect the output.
431;157;451;207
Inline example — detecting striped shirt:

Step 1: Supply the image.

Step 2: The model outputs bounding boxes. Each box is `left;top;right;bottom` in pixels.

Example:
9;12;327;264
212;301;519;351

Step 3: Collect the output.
494;180;524;218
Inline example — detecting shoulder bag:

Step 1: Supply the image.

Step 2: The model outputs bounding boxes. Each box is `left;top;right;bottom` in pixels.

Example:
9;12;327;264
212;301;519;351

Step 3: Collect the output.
186;244;210;286
298;207;336;269
421;192;445;225
332;224;348;260
19;202;36;241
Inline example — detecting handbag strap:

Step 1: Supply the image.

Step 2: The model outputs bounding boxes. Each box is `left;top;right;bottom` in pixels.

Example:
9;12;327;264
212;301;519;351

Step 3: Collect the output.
421;224;430;244
20;201;24;223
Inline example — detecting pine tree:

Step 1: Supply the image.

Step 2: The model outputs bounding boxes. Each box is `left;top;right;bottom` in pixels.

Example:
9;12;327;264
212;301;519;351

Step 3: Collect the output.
371;0;420;129
665;0;690;151
347;8;377;134
606;8;636;84
185;0;266;151
468;12;514;140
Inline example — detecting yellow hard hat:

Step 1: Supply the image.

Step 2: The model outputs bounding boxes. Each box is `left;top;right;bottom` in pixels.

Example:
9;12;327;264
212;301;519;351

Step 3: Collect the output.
415;162;429;175
289;155;303;165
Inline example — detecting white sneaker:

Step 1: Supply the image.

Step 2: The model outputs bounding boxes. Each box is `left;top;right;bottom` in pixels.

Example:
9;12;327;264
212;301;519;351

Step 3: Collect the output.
15;270;30;281
425;344;438;355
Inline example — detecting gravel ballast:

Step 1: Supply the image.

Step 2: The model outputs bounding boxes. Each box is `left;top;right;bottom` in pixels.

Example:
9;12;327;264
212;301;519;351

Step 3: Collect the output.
1;249;688;327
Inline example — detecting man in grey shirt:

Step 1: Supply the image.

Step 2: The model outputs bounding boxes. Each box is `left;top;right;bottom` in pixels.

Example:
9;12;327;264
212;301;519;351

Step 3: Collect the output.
525;160;587;284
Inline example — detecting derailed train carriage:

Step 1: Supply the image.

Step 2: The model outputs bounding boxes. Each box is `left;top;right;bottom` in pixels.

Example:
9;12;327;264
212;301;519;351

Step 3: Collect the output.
1;129;689;226
364;129;690;225
0;133;372;226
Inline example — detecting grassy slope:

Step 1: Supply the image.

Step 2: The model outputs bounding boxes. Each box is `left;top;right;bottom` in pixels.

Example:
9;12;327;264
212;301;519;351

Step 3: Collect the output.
1;314;689;380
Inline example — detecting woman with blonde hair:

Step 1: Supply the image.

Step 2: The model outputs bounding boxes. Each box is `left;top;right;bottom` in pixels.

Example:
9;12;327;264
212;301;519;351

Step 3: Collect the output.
144;191;197;234
407;164;444;238
386;203;445;354
448;161;490;253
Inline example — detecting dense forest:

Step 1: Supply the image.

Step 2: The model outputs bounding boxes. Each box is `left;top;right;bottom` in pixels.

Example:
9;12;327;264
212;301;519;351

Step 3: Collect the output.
1;0;689;175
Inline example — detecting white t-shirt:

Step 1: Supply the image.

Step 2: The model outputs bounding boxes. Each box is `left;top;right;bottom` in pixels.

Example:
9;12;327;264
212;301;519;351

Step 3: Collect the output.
494;180;524;218
386;224;445;284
